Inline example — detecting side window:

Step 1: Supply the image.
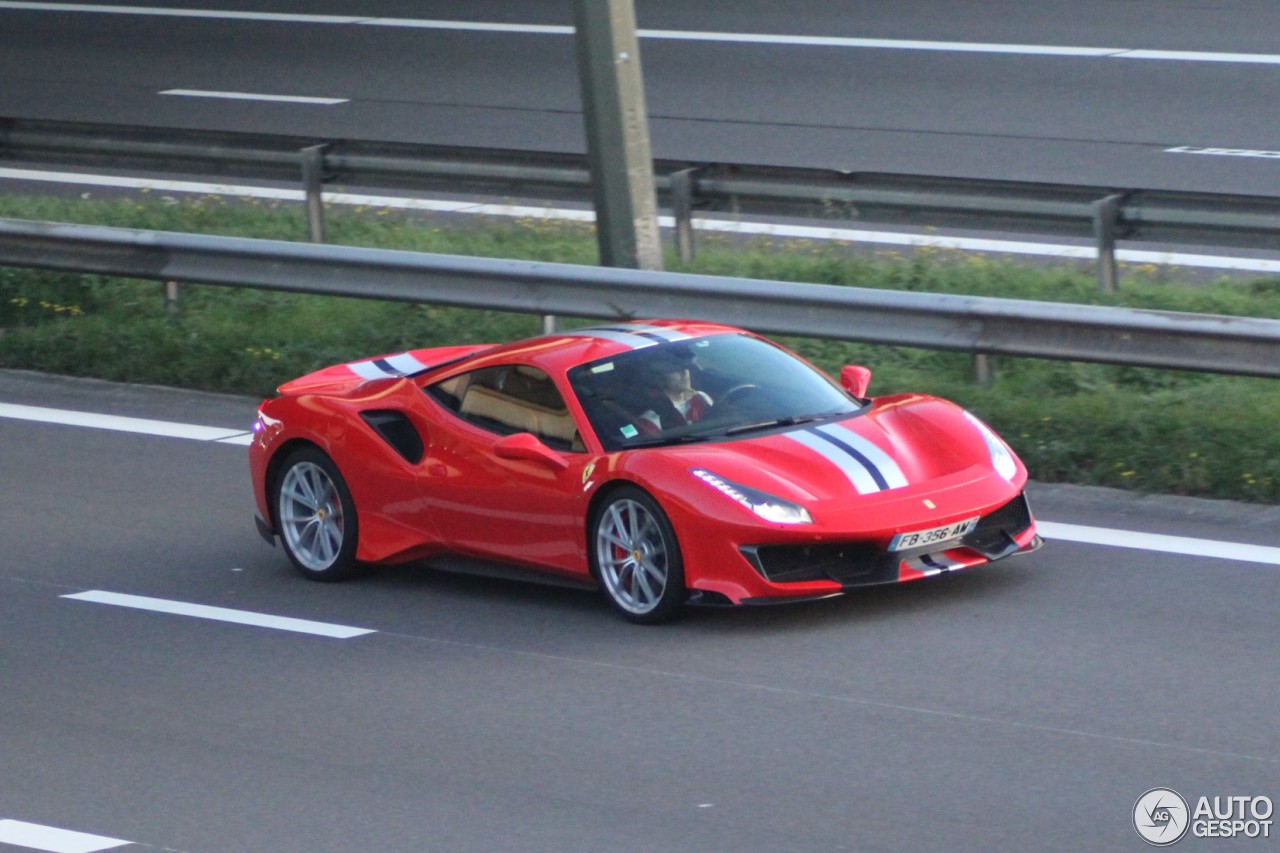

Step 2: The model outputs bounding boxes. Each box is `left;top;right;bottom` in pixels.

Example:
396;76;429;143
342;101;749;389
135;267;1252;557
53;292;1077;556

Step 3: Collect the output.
427;365;583;452
426;373;468;413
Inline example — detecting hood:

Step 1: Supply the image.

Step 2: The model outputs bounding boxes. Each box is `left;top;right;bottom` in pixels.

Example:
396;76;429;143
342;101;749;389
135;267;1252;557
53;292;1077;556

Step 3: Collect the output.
651;395;1022;512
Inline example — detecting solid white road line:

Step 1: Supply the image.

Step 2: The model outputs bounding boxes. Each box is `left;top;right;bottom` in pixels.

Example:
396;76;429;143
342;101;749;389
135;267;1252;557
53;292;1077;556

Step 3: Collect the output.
3;2;1280;65
1037;521;1280;567
0;402;254;444
159;89;348;105
0;1;367;23
5;166;1280;274
0;819;129;853
63;590;376;638
3;400;1277;568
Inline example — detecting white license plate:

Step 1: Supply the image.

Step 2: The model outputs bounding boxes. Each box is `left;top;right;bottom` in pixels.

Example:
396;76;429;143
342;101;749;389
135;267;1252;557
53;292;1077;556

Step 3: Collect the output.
888;516;979;552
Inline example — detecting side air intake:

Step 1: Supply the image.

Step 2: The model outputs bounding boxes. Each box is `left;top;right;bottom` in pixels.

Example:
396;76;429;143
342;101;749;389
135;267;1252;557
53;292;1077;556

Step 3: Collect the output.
360;410;425;464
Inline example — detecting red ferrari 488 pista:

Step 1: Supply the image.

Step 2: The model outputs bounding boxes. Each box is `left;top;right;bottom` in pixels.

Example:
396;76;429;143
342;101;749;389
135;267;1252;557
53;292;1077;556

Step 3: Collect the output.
250;320;1040;623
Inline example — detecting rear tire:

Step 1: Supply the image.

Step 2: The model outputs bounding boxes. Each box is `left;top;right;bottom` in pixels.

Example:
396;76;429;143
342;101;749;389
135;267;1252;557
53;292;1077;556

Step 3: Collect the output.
590;486;686;624
274;447;362;581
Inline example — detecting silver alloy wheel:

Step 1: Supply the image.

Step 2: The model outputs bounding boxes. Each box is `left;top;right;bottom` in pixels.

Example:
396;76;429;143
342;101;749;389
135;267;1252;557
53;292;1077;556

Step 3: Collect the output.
595;497;669;615
278;460;345;572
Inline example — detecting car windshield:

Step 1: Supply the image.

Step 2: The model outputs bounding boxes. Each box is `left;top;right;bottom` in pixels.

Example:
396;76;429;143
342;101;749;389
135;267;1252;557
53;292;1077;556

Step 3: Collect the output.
566;333;862;451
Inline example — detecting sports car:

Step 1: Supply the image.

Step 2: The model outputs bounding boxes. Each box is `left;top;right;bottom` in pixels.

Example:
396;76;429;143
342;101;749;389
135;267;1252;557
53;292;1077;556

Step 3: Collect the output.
249;319;1041;623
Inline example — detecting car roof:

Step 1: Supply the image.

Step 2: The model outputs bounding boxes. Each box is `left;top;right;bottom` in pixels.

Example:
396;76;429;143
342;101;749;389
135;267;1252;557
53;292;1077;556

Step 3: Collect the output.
467;319;745;374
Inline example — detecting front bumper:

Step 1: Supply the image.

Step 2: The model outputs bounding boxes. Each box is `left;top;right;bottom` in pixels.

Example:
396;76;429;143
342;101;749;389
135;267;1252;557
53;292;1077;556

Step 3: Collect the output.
254;512;277;546
730;492;1041;601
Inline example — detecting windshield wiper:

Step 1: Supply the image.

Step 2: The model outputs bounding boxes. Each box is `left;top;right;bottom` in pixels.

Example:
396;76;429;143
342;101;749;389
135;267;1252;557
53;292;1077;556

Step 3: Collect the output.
724;412;840;436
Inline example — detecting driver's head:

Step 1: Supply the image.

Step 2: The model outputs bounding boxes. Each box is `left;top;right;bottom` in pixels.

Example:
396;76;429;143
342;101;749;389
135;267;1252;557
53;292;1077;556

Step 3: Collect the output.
648;347;696;394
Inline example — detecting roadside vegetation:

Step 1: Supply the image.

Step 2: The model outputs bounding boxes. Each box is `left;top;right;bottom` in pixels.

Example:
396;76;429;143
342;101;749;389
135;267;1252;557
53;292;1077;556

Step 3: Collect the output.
2;191;1279;503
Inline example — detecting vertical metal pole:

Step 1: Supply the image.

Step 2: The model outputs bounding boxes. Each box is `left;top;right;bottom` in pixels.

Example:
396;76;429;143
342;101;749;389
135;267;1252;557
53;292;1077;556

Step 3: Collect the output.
301;145;328;243
572;0;663;270
163;280;180;317
1093;194;1123;293
670;168;696;264
973;353;993;385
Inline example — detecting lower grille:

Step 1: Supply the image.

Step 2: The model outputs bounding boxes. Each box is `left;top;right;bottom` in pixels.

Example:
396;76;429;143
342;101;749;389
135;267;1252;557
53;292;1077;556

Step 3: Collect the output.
742;542;894;585
743;492;1034;586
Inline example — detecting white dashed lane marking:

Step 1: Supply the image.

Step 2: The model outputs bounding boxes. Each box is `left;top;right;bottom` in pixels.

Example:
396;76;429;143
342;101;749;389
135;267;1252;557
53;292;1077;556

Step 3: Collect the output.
159;88;349;105
0;819;131;853
1036;521;1280;567
63;590;377;638
0;402;254;445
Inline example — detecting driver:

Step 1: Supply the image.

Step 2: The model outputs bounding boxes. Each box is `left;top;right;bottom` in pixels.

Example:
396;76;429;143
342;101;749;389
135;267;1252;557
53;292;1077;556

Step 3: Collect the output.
635;346;713;434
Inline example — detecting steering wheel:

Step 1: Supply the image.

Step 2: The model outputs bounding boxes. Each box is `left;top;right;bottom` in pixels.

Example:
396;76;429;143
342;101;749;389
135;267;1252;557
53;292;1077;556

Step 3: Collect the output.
713;383;761;409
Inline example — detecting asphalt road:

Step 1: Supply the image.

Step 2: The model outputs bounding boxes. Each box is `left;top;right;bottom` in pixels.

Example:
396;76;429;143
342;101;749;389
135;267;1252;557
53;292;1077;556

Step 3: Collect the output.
3;1;1280;193
2;369;1278;852
3;5;1280;849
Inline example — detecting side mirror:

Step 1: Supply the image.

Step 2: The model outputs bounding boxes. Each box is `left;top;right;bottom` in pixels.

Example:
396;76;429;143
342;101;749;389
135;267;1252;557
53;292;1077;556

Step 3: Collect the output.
494;432;568;471
840;365;872;399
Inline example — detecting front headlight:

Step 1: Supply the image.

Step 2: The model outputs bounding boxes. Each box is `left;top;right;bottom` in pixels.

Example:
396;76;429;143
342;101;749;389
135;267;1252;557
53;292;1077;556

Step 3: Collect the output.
963;411;1017;482
691;468;813;524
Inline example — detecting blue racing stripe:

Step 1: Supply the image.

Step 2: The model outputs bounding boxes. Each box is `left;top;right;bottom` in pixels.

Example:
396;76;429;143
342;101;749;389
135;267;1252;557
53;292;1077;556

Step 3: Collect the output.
808;428;892;491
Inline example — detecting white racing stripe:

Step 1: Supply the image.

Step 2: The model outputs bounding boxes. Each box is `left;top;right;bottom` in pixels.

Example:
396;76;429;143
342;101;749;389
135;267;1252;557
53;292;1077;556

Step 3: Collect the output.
346;351;430;379
63;590;376;638
5;166;1279;274
0;819;129;853
3;3;1280;64
814;423;909;490
784;429;884;494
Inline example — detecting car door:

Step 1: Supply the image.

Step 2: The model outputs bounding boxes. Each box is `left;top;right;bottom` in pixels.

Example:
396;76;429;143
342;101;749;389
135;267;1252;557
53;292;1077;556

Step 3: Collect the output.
419;364;594;576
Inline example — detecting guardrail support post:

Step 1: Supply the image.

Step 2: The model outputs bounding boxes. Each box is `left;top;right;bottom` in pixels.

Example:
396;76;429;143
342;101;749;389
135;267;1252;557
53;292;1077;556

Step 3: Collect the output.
973;353;993;385
1093;194;1124;293
163;280;180;317
670;168;697;263
301;145;329;243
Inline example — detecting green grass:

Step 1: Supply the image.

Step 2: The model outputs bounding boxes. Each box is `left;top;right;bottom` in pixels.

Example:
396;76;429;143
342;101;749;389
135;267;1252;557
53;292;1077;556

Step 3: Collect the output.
3;191;1280;502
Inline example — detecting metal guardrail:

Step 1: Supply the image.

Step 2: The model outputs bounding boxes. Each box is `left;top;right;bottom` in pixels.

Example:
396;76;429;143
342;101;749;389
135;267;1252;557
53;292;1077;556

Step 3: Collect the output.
2;217;1280;379
4;118;1280;291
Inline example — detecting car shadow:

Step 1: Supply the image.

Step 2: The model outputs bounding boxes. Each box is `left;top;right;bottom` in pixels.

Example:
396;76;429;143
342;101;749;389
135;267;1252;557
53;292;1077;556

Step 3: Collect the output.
676;565;1039;635
349;555;1039;633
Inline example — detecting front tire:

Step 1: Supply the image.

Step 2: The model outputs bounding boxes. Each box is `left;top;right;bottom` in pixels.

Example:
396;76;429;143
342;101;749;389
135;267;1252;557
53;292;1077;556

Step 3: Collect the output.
590;486;686;624
274;447;362;581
